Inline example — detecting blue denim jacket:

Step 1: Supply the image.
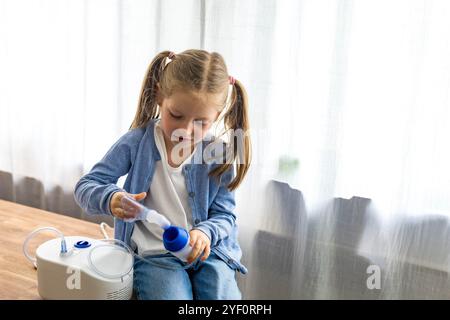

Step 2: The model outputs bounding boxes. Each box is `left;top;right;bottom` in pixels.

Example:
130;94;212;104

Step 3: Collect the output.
73;119;248;274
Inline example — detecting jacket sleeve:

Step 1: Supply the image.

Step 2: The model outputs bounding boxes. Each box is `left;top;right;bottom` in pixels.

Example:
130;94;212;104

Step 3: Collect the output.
73;130;138;216
193;165;237;247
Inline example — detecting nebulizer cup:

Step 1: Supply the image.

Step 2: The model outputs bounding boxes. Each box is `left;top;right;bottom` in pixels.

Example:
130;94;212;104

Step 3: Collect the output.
121;195;171;228
120;195;192;262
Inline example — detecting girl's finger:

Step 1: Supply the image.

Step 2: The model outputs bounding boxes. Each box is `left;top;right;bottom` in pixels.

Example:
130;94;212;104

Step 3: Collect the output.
114;194;126;209
201;245;210;261
114;208;125;219
133;192;147;201
121;194;146;215
188;241;204;263
122;203;139;215
189;235;197;247
188;242;200;261
115;207;137;220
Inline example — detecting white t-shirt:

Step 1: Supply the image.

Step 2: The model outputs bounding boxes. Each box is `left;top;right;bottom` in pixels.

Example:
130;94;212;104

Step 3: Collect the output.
131;121;196;256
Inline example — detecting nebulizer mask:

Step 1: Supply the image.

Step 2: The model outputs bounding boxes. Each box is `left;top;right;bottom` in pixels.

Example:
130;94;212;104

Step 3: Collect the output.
22;196;195;299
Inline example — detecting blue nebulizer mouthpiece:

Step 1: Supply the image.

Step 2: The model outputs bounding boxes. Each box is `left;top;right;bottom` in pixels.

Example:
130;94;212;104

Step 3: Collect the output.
121;195;192;262
162;226;192;262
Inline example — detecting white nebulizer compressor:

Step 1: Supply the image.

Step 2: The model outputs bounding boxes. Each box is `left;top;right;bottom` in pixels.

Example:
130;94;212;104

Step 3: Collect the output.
23;196;194;300
31;233;134;300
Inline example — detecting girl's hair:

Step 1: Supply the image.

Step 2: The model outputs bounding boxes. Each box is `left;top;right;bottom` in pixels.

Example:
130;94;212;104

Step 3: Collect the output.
130;49;251;191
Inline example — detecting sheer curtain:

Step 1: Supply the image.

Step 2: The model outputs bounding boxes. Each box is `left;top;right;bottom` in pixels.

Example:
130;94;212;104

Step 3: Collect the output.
1;0;450;299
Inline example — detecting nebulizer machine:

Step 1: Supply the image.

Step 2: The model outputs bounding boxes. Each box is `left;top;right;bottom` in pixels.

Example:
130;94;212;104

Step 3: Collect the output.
23;195;194;300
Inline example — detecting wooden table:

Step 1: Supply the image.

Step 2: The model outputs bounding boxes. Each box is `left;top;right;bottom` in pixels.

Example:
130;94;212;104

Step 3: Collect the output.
0;199;114;299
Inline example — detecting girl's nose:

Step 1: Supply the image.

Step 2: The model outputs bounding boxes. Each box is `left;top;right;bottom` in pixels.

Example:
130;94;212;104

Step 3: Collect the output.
175;120;196;139
182;120;194;136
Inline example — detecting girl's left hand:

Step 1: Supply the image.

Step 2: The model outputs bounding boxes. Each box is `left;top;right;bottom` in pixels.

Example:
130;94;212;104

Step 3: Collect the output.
187;229;211;264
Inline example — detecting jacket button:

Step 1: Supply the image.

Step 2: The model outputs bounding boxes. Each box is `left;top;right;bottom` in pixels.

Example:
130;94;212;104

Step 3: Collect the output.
189;191;195;198
194;219;200;224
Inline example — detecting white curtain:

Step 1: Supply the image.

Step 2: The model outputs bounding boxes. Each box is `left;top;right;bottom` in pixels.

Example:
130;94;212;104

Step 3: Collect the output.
1;0;450;299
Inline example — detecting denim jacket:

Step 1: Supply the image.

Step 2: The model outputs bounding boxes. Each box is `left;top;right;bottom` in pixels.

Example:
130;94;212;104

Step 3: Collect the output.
73;119;248;274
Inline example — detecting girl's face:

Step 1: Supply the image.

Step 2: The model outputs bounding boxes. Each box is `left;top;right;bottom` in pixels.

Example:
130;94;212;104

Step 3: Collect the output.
157;89;223;147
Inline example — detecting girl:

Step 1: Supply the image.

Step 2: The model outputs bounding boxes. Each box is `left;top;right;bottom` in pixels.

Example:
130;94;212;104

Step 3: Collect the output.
74;49;251;300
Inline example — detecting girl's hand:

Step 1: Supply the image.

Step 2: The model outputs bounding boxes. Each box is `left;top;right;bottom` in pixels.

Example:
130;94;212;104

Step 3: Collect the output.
187;229;211;264
109;191;147;220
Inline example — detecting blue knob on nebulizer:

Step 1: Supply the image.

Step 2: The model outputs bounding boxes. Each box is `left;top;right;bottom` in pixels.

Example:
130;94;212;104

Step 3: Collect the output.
121;195;192;262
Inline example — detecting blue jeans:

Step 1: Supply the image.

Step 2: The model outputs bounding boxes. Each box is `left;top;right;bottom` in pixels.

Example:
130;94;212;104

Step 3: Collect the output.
133;252;242;300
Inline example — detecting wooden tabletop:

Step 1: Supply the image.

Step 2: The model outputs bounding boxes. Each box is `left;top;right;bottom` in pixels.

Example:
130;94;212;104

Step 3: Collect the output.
0;199;114;299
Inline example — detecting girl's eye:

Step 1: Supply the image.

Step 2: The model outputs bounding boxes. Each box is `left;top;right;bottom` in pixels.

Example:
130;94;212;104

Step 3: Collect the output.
170;112;182;119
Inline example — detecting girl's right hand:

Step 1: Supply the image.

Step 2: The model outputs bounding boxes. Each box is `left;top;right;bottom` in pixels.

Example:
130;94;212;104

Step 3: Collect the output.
109;191;147;220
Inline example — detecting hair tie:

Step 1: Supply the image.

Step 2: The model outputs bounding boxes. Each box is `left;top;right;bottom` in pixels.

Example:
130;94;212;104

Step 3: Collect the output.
164;52;176;69
229;76;236;86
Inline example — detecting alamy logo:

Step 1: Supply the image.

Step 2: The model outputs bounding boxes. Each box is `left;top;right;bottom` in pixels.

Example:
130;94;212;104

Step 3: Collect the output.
66;266;81;290
169;125;248;165
366;265;381;290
